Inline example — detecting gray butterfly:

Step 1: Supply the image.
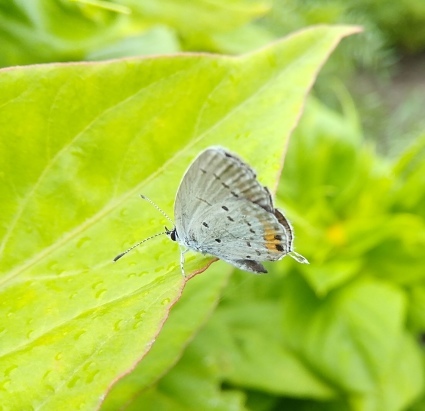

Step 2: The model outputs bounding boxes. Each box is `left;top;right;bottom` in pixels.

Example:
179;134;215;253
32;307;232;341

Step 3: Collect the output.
169;146;308;273
114;147;308;274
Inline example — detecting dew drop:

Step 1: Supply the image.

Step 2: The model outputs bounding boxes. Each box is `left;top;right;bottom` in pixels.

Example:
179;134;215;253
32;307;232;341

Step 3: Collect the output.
55;352;63;361
74;329;86;341
134;310;146;320
77;400;87;410
82;361;95;371
4;365;17;377
45;383;55;394
95;289;106;299
47;261;59;273
155;275;166;285
91;280;104;290
161;298;170;306
148;217;157;226
114;319;123;331
139;290;150;299
48;262;64;275
133;320;143;329
120;208;129;217
86;370;100;384
43;370;52;380
167;263;178;272
0;377;11;390
67;375;80;389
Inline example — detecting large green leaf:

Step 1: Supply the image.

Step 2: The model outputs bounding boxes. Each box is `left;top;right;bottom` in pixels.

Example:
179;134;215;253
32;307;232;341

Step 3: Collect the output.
0;25;360;410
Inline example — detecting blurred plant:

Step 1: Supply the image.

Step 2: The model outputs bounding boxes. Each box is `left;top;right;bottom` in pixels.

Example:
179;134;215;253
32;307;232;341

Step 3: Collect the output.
259;1;425;157
3;0;425;69
0;0;270;67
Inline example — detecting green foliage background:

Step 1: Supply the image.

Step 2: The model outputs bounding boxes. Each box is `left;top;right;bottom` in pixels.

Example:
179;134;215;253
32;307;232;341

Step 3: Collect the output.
1;1;425;411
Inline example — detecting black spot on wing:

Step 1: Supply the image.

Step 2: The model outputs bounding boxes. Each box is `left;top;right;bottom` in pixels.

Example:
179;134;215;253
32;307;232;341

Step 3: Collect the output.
236;259;267;273
275;244;284;252
202;222;209;228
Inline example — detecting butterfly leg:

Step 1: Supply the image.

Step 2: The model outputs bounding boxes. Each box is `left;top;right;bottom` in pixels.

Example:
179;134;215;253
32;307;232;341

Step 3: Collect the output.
179;246;189;277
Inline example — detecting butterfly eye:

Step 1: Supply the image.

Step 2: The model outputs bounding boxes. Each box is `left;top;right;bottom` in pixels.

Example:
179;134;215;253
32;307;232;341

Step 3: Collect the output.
170;229;177;242
165;226;178;242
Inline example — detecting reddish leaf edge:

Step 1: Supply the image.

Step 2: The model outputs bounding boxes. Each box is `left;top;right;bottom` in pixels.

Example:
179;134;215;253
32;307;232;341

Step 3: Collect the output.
98;257;222;410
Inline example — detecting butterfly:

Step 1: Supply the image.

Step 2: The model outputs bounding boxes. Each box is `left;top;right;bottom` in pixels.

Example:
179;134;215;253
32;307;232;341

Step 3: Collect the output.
114;146;308;274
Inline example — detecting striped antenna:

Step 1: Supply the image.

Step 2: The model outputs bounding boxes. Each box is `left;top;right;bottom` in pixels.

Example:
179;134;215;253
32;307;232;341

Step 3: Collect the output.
113;231;167;262
140;194;174;224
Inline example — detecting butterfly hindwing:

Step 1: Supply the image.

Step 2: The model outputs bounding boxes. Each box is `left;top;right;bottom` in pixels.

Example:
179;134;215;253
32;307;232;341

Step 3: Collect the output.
191;197;290;260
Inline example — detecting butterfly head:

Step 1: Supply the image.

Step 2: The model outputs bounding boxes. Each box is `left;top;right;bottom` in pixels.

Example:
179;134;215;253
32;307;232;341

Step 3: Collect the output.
166;226;178;242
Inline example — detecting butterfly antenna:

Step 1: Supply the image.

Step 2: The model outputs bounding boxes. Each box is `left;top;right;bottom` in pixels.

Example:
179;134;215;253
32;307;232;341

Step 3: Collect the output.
140;194;174;224
113;231;166;262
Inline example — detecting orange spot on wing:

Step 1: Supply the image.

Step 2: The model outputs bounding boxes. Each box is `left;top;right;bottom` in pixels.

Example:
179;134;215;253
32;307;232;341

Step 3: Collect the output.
263;224;283;253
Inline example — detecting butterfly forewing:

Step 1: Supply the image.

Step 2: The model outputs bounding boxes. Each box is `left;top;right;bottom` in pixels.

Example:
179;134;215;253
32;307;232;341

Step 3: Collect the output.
174;147;274;239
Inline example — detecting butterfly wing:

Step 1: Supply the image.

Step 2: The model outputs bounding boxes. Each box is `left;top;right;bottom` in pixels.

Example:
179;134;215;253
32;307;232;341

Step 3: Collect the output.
174;146;274;239
187;197;292;273
173;147;296;273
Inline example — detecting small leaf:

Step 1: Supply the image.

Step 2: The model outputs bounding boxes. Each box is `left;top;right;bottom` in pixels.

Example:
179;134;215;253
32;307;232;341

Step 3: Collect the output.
207;303;336;398
281;274;424;408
